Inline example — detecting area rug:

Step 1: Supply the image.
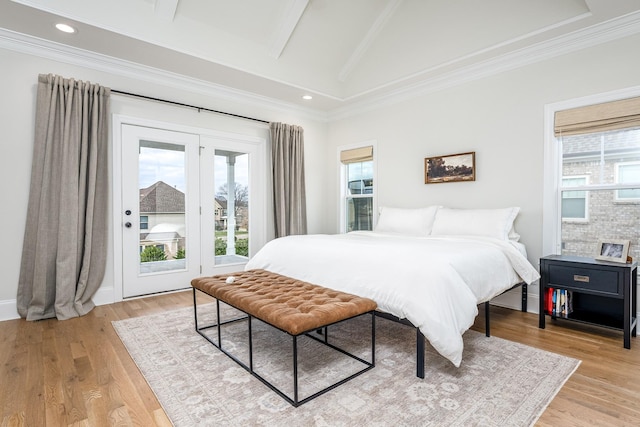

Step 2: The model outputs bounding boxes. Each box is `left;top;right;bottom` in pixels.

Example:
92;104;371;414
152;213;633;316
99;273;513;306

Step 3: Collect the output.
113;305;580;427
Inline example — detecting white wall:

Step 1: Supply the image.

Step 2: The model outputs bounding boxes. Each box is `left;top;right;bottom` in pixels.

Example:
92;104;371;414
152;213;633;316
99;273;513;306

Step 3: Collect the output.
0;46;328;319
3;31;640;320
325;33;640;308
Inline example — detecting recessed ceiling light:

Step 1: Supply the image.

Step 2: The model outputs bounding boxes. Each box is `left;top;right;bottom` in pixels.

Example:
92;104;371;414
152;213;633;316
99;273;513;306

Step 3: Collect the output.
55;23;76;34
302;95;313;100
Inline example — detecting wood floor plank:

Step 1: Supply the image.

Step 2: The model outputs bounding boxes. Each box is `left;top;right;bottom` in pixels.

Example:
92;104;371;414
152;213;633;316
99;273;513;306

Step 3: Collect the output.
42;325;67;427
24;342;45;427
55;320;89;425
152;408;173;427
1;291;639;426
1;411;25;427
78;306;159;427
0;341;28;423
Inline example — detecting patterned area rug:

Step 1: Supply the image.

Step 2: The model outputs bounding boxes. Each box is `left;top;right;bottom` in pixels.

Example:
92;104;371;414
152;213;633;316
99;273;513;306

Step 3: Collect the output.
113;304;580;426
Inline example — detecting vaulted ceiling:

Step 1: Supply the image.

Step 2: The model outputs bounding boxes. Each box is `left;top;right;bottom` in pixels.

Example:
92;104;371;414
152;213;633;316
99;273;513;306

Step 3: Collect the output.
2;0;640;114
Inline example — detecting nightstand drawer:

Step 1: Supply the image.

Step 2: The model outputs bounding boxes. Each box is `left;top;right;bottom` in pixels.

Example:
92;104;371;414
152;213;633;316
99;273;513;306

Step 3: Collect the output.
548;264;620;295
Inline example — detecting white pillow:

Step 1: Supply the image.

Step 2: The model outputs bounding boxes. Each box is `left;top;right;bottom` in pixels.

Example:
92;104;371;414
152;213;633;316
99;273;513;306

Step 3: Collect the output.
508;225;521;242
375;206;440;236
431;207;520;241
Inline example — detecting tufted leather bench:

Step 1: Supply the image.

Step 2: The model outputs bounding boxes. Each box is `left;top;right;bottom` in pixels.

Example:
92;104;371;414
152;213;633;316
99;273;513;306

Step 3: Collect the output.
191;269;377;407
191;269;377;335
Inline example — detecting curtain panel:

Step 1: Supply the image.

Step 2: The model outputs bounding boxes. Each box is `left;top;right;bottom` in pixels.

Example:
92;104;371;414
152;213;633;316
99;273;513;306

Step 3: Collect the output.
17;74;110;321
269;122;307;237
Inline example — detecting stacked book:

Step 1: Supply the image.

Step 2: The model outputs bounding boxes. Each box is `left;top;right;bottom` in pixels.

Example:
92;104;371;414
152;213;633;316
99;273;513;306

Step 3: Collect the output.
545;288;573;318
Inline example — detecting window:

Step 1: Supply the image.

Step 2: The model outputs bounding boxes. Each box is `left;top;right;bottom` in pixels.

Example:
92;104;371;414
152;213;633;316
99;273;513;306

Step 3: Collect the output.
544;93;640;262
561;176;588;221
615;161;640;201
140;215;149;230
339;143;375;233
557;129;640;257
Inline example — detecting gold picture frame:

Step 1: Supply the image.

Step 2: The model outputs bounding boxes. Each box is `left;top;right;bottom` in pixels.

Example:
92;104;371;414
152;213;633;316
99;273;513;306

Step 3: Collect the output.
595;239;630;263
424;152;475;184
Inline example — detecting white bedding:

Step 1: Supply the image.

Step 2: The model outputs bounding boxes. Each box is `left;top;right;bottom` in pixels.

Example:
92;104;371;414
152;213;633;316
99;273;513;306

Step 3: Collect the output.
244;231;540;367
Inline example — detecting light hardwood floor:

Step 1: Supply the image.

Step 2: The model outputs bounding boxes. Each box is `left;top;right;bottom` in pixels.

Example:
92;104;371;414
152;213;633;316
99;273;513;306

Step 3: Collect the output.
1;292;639;426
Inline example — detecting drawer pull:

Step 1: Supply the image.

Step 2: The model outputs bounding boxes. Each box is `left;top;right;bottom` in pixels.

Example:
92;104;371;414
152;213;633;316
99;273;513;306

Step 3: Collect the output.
574;275;590;283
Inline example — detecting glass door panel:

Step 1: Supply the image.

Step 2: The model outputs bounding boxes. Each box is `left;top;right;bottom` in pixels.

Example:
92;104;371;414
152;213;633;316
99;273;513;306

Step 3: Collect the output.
138;140;186;274
214;149;249;265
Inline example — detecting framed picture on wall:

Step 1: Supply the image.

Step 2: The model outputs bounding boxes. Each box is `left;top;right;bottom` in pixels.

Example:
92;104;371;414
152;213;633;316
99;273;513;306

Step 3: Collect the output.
425;151;475;184
595;239;630;263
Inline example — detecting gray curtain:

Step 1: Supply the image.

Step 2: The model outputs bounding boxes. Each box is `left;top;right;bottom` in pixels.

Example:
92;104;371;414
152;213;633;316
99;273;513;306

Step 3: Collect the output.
17;74;110;321
270;122;307;237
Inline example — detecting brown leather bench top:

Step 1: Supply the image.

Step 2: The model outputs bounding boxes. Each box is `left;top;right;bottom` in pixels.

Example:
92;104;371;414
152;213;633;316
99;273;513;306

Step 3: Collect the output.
191;269;377;336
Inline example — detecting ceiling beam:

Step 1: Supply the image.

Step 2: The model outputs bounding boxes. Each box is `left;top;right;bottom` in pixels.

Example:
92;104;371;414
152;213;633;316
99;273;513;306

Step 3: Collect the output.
269;0;309;59
339;0;403;82
154;0;180;22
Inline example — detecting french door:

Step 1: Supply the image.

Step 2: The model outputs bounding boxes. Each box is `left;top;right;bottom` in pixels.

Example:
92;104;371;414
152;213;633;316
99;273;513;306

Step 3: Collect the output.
118;121;266;298
121;124;201;297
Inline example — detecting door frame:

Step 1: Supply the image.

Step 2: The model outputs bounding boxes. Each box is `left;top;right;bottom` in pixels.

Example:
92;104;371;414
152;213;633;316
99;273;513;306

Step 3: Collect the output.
112;114;268;302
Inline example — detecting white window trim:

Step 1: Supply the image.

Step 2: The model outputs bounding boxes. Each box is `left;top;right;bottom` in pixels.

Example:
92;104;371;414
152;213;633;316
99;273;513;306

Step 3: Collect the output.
614;161;640;202
543;85;640;256
337;140;377;233
561;175;589;222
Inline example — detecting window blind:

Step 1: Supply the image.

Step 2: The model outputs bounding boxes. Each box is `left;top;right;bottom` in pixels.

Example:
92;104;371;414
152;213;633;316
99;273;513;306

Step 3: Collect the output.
554;96;640;137
340;146;373;164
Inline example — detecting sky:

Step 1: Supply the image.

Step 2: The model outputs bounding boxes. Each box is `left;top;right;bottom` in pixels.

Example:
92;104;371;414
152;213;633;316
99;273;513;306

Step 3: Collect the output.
139;147;249;194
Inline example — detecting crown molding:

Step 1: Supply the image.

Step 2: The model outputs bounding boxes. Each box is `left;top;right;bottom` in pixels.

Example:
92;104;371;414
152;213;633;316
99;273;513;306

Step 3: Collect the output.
0;28;329;123
328;10;640;121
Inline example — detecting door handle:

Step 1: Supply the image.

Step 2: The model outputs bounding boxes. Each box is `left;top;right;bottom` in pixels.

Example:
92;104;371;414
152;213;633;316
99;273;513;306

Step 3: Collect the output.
125;222;132;228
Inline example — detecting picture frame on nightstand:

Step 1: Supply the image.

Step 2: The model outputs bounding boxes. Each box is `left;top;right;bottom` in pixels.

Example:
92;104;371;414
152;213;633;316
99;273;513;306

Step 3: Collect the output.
595;239;630;263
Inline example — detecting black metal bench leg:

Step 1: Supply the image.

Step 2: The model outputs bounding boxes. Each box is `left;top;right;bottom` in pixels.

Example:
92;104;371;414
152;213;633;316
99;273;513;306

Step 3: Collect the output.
416;329;425;379
485;301;490;337
248;315;253;371
522;282;528;312
371;312;376;366
293;335;299;405
192;288;198;330
217;299;222;346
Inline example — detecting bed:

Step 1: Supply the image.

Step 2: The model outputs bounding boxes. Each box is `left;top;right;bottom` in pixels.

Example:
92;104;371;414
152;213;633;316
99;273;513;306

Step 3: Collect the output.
244;206;540;373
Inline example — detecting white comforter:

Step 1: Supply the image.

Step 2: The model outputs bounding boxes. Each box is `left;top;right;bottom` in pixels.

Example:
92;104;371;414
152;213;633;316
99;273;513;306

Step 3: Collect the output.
244;231;540;367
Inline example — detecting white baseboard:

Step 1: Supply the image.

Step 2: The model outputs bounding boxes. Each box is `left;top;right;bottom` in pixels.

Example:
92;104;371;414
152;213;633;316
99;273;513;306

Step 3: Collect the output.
93;286;115;306
0;286;116;322
0;299;20;321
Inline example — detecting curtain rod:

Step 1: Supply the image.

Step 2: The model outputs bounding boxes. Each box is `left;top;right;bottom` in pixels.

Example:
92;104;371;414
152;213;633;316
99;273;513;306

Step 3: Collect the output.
111;89;270;124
